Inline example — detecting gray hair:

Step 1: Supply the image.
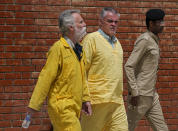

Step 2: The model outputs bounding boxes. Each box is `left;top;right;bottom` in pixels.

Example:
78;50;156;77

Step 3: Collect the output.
59;9;80;36
100;7;120;19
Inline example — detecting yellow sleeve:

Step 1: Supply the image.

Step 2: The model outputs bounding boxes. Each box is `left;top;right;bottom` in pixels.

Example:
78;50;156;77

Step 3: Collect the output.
82;51;90;102
82;35;96;75
81;34;96;102
29;43;61;111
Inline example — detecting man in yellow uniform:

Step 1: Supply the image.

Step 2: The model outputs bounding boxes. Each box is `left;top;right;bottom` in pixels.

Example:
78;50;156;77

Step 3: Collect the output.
81;7;128;131
125;9;169;131
27;9;92;131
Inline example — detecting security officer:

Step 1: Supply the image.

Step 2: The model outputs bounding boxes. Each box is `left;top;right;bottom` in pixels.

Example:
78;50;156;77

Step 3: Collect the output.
125;9;169;131
26;9;91;131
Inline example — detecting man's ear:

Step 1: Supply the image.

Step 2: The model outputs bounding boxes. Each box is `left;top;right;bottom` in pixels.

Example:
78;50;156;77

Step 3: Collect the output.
69;25;74;32
99;18;103;27
149;21;154;28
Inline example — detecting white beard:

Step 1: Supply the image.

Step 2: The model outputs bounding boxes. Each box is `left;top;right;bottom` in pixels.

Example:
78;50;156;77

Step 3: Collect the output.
74;26;87;42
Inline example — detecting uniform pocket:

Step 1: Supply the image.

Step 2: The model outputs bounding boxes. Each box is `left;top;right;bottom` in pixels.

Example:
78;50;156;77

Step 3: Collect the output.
88;75;106;86
55;95;74;114
62;55;74;79
150;50;159;56
56;99;64;113
147;49;159;65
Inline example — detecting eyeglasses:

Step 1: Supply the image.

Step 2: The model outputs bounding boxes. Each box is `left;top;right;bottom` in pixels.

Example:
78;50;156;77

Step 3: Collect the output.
103;19;118;24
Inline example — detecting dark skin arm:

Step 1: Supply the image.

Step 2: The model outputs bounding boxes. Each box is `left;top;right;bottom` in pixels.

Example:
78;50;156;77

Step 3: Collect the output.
82;101;92;116
130;96;139;106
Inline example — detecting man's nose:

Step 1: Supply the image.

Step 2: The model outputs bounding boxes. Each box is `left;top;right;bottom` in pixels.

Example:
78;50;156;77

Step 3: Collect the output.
111;22;117;26
83;22;86;27
160;21;165;26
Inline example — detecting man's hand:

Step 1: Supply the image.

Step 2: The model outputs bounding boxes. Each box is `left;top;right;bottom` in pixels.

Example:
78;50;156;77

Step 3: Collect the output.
130;96;139;106
27;107;38;117
82;101;92;116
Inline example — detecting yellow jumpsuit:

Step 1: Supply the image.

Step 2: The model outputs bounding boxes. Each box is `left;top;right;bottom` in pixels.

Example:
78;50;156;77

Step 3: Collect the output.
81;31;128;131
29;37;90;131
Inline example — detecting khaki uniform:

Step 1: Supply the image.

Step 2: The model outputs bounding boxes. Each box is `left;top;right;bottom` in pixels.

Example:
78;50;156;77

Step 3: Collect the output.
125;31;168;131
29;37;90;131
81;31;128;131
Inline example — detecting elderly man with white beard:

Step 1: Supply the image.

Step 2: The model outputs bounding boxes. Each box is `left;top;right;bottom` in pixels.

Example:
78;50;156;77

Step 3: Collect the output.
25;9;92;131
